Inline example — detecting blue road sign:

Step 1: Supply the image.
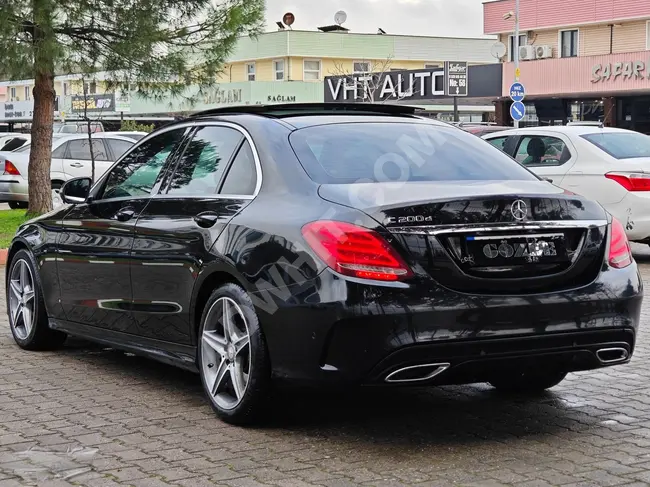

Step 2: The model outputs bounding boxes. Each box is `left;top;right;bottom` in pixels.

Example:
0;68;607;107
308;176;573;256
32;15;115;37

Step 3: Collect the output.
510;101;526;122
509;82;525;102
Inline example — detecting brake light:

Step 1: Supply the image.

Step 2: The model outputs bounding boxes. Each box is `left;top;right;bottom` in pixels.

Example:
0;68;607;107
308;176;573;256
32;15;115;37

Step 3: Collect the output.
302;220;413;281
608;217;632;269
605;173;650;191
3;160;20;176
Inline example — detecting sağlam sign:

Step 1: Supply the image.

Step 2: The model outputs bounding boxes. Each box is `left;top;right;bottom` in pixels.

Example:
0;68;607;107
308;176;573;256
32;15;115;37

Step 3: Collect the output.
203;88;243;105
591;60;650;82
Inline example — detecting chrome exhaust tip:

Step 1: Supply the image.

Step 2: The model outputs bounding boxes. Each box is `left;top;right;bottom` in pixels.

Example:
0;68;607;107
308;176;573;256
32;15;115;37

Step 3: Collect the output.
596;347;629;364
385;363;451;383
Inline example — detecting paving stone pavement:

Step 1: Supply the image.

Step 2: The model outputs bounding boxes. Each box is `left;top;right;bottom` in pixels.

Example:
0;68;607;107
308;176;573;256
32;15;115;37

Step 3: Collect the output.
3;247;650;487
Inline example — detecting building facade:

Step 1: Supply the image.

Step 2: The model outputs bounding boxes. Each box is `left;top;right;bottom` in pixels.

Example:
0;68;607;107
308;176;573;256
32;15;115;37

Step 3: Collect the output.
0;29;498;124
485;0;650;131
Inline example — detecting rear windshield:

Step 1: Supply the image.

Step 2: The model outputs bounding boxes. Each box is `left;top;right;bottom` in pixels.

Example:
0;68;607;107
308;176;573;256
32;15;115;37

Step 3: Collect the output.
289;122;538;184
581;132;650;159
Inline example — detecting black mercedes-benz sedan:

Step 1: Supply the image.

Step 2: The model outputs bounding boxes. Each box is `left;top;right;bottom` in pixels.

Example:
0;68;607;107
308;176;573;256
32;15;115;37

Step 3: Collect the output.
6;103;642;424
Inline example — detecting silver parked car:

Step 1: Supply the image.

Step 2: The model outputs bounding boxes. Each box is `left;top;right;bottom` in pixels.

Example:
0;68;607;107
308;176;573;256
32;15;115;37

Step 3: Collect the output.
0;133;135;208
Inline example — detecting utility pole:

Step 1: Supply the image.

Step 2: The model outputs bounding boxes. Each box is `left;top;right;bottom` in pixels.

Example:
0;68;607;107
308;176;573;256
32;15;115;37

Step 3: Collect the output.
513;0;520;128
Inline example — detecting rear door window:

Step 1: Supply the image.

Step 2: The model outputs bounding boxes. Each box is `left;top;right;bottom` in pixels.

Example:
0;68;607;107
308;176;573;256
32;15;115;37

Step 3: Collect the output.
67;139;109;161
486;136;509;151
220;141;257;195
514;136;572;167
106;138;134;160
165;126;242;196
289;122;538;184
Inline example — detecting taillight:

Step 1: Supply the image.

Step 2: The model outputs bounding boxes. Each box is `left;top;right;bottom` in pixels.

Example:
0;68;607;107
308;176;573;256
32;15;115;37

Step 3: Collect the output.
3;160;20;176
301;220;413;282
608;217;632;269
605;172;650;191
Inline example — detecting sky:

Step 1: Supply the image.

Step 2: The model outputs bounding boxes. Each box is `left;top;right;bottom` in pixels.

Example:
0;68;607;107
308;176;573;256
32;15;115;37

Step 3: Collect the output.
264;0;492;38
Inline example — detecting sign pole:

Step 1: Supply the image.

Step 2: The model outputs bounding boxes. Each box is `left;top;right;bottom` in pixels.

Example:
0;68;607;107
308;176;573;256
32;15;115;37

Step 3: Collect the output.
514;0;520;128
453;96;459;122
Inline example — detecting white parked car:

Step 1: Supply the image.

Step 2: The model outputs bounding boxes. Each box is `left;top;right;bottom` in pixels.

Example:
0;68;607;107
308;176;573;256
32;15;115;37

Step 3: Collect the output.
104;131;149;141
0;134;31;152
0;133;135;209
483;125;650;243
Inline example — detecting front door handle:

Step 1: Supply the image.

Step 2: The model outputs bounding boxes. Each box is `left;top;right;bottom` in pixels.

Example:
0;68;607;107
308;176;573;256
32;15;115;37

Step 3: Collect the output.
193;211;219;228
115;207;135;222
69;163;83;168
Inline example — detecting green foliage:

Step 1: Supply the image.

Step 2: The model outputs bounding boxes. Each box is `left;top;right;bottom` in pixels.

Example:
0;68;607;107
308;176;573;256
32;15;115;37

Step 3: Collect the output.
0;210;29;248
0;0;265;102
120;119;155;133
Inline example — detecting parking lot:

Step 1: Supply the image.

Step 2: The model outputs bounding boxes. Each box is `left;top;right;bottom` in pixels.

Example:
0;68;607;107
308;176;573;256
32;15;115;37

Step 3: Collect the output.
0;248;650;487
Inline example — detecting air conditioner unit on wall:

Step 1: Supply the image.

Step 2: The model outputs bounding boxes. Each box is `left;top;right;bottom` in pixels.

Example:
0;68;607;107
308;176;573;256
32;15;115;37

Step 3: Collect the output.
535;45;553;59
519;45;535;61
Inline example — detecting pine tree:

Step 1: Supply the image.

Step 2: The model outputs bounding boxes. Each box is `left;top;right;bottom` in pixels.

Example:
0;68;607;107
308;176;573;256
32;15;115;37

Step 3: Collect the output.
1;0;264;214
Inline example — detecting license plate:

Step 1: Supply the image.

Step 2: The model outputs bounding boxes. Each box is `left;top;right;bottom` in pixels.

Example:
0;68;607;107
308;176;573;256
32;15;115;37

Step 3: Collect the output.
463;233;569;267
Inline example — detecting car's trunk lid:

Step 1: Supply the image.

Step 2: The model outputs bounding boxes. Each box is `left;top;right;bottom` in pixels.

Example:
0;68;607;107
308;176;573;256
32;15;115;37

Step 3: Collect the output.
319;181;609;294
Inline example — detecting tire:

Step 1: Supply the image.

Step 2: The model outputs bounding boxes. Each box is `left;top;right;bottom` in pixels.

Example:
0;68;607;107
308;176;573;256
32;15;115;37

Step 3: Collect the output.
489;369;567;393
51;181;63;191
7;249;67;350
8;201;27;210
197;283;271;425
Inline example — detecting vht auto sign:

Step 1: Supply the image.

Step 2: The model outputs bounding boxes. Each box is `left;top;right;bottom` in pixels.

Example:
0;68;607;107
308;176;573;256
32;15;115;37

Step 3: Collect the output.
325;68;446;103
324;61;475;103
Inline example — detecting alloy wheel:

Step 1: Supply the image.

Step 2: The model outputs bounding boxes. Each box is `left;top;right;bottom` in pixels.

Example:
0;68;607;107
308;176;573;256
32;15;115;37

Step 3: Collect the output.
201;297;252;410
8;259;36;340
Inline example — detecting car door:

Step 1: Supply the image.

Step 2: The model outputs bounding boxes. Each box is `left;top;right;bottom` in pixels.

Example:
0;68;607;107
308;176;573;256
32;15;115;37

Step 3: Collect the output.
512;133;577;185
130;123;258;345
63;138;111;180
56;127;188;334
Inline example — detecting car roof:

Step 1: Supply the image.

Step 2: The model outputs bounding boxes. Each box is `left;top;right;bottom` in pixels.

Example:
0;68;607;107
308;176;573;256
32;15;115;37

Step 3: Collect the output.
483;125;635;138
53;133;134;141
174;102;451;130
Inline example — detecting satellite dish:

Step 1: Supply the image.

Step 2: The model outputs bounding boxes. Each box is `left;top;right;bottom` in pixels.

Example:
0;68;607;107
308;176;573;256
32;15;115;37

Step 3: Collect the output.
334;10;347;26
282;12;295;27
491;41;507;60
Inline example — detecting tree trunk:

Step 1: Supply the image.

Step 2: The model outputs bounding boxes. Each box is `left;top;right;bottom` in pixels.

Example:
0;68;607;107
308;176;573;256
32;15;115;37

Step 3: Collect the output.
27;70;55;216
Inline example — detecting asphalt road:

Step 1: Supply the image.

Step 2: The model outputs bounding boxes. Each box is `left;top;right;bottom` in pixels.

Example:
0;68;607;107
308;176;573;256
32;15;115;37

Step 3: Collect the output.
1;247;650;486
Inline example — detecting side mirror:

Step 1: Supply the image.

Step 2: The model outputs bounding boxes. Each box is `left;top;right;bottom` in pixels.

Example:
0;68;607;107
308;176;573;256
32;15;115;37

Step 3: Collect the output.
61;177;92;204
544;177;554;184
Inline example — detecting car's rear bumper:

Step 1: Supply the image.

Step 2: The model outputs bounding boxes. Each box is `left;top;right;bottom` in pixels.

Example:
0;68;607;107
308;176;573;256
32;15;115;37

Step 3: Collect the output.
253;262;643;387
0;180;28;202
607;192;650;241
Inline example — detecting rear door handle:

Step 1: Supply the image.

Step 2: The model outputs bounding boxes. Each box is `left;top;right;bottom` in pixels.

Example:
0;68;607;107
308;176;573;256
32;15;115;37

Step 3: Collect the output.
193;211;219;228
69;163;83;168
114;207;135;222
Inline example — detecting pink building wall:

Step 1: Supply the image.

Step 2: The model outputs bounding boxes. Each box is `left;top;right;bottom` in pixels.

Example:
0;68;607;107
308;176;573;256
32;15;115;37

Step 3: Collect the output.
484;0;650;34
502;50;650;97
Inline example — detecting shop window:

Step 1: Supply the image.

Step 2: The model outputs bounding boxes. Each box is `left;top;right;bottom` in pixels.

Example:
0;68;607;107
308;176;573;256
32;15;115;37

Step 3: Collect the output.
560;29;579;58
515;136;572;167
508;34;528;62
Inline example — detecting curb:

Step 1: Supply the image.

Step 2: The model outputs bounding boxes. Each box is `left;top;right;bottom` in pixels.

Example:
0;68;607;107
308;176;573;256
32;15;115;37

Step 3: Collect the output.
0;249;7;266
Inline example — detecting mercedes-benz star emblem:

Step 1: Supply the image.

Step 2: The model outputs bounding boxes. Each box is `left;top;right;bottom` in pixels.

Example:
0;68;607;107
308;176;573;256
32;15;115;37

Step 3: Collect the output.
510;200;527;221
